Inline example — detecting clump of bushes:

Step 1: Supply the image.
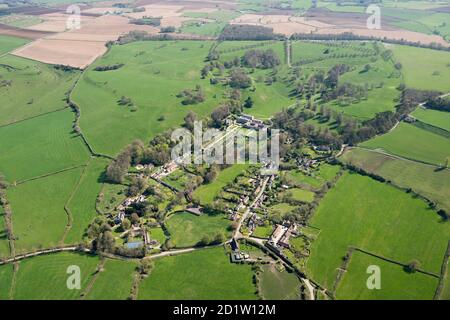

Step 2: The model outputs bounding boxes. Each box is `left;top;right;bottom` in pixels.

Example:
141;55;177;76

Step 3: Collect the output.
94;63;124;71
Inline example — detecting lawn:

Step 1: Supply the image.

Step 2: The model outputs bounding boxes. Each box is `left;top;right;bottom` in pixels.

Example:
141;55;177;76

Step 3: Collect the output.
258;264;301;300
269;203;296;215
340;148;450;212
307;172;450;290
85;259;136;300
65;158;108;244
360;122;450;166
0;35;29;54
252;224;273;238
335;251;438;300
285;188;315;203
284;164;340;189
165;211;231;247
162;169;197;191
412;107;450;132
7;167;84;253
193;164;247;204
138;247;257;300
0;55;80;126
0;263;13;300
149;227;166;245
0;109;90;182
13;252;99;299
391;45;450;92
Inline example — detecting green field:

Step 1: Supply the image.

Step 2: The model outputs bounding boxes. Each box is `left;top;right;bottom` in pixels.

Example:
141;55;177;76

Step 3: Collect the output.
361;122;450;166
285;188;315;202
7;167;84;252
335;251;438;300
258;264;301;300
341;148;450;212
85;259;136;300
0;263;13;299
0;35;29;55
307;172;450;290
0;205;9;258
391;45;450;92
13;252;99;299
193;164;247;204
412;107;450;132
0;55;80;126
0;109;90;182
216;41;294;119
138;247;257;300
72;41;227;157
65;158;108;244
165;211;231;247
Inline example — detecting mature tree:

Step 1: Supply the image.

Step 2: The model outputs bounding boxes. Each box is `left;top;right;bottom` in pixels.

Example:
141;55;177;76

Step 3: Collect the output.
211;105;230;128
229;69;252;89
137;259;154;275
184;111;198;131
244;96;254;108
121;218;131;231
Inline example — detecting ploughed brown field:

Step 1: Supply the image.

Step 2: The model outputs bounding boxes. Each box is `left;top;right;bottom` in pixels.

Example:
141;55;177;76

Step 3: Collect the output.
230;12;449;46
0;23;52;40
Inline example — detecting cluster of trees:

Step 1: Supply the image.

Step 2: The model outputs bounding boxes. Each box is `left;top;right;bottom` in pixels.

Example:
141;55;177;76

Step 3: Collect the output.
290;32;450;52
219;25;282;41
426;96;450;112
272;107;343;150
106;136;173;183
197;232;226;246
118;95;133;106
229;69;252;89
130;17;161;26
322;82;368;103
54;64;79;72
177;85;205;105
94;63;124;71
241;49;281;69
160;26;176;33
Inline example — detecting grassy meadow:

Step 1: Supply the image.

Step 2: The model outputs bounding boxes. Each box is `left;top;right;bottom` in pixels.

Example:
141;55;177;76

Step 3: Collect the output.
391;45;450;92
258;264;301;300
412;107;450;132
0;263;13;300
12;252;99;300
335;251;438;300
165;211;231;247
85;259;136;300
0;35;29;54
340;148;450;212
72;41;227;157
307;172;450;290
7;167;84;252
361;122;450;166
138;247;257;300
0;205;9;258
0;109;90;182
0;55;80;126
65;158;108;244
